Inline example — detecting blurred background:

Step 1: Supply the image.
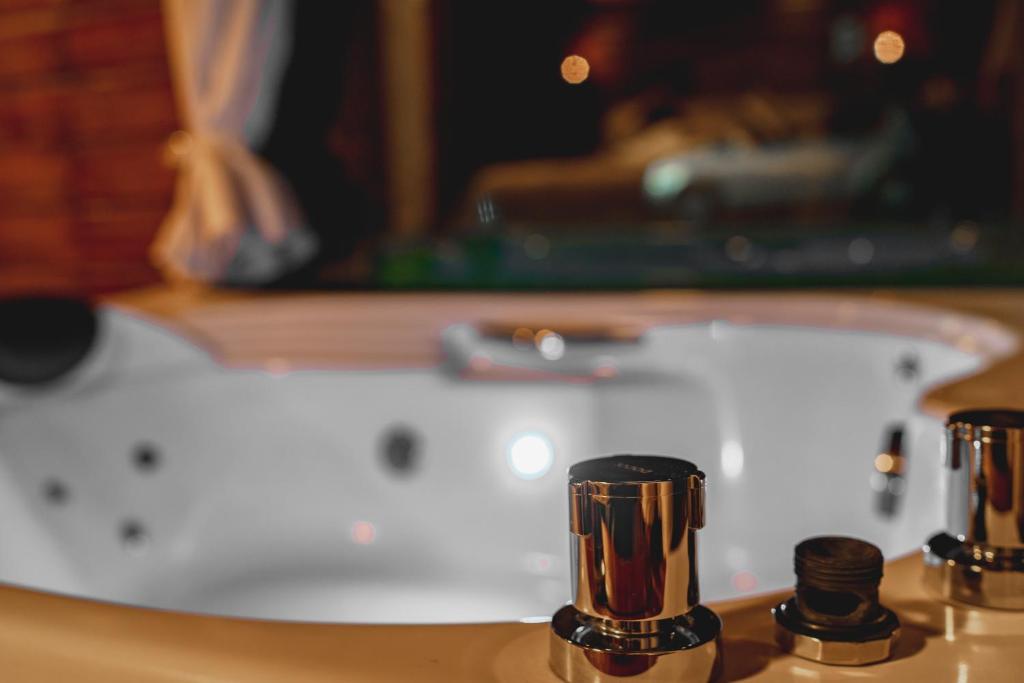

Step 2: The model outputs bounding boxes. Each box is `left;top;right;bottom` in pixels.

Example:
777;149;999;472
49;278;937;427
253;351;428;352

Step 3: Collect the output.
2;0;1023;295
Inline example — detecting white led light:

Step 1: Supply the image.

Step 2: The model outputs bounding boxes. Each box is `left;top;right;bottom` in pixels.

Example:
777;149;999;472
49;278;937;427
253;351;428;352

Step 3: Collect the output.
721;438;744;479
507;432;555;480
643;159;692;203
537;332;565;361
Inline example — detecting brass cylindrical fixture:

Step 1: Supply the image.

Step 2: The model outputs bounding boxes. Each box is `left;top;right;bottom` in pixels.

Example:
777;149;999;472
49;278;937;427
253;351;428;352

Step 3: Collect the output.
550;455;721;682
924;409;1024;609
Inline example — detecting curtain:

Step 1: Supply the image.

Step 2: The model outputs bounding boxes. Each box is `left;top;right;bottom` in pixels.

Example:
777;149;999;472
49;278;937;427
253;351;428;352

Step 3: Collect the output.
154;0;317;285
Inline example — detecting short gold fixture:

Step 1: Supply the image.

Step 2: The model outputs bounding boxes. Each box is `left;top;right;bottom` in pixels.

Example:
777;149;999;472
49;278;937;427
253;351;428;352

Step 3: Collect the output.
549;455;721;682
773;536;900;666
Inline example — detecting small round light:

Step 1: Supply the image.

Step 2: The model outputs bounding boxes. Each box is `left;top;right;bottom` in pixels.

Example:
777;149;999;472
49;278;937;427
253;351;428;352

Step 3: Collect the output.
643;159;692;203
949;222;980;253
512;327;535;348
351;520;376;545
731;570;759;593
874;452;895;474
507;433;555;479
848;237;874;265
873;30;905;64
524;233;551;260
536;330;565;361
721;438;744;479
560;55;590;84
725;235;753;263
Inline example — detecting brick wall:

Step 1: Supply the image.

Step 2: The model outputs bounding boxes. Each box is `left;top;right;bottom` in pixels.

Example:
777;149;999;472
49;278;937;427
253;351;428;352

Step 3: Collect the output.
0;0;177;297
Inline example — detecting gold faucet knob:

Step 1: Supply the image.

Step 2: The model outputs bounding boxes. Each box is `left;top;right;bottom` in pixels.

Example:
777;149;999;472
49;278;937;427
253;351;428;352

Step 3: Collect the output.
551;455;721;682
567;456;706;621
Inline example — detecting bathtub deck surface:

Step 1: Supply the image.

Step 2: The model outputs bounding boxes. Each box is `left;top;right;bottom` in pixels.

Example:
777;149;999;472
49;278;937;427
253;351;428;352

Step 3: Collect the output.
2;286;1022;681
1;555;1020;681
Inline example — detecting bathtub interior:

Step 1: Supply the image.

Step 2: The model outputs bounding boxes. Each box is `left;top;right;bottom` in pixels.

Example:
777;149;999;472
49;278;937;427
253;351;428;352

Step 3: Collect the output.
0;307;1002;623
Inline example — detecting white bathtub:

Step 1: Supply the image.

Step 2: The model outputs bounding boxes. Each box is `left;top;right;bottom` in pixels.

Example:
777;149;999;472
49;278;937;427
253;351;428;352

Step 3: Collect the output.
0;302;1014;624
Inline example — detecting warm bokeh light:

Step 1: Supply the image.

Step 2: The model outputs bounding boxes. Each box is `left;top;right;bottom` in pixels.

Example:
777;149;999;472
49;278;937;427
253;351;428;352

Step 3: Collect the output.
874;452;895;473
731;570;758;592
351;520;377;545
560;54;590;84
873;30;905;64
512;327;535;348
874;452;906;476
949;222;980;253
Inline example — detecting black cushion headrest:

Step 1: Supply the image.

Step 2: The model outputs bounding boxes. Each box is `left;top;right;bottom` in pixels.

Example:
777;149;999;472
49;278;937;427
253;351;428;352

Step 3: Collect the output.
0;297;99;385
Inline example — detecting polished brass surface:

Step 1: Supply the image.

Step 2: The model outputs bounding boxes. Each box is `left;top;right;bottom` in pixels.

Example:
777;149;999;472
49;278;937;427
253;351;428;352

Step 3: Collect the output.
944;409;1024;548
926;409;1024;609
550;605;721;682
773;618;899;666
552;455;720;682
568;457;705;621
924;532;1024;609
772;600;900;666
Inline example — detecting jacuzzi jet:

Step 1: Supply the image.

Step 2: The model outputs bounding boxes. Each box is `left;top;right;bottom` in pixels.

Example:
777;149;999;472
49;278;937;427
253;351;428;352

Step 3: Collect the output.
549;455;721;682
119;519;149;555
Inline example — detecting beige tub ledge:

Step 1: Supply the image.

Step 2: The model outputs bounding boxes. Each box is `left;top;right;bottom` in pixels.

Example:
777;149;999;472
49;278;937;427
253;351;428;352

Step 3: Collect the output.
2;555;1022;681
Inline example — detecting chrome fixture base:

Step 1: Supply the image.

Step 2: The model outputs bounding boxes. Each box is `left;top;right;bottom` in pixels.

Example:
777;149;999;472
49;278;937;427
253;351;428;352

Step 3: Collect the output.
550;605;721;683
924;532;1024;610
773;599;899;666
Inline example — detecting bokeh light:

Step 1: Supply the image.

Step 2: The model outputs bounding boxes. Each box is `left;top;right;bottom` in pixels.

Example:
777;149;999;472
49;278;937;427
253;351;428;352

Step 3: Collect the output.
560;54;590;84
535;330;565;360
351;520;377;545
507;432;555;479
873;30;905;64
731;570;759;593
874;452;895;474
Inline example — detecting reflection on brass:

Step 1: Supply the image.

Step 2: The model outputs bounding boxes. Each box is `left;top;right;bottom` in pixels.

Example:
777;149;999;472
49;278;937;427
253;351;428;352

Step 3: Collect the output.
550;605;720;682
774;613;899;666
924;532;1024;610
477;320;644;345
550;455;721;682
925;409;1024;609
773;537;899;666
